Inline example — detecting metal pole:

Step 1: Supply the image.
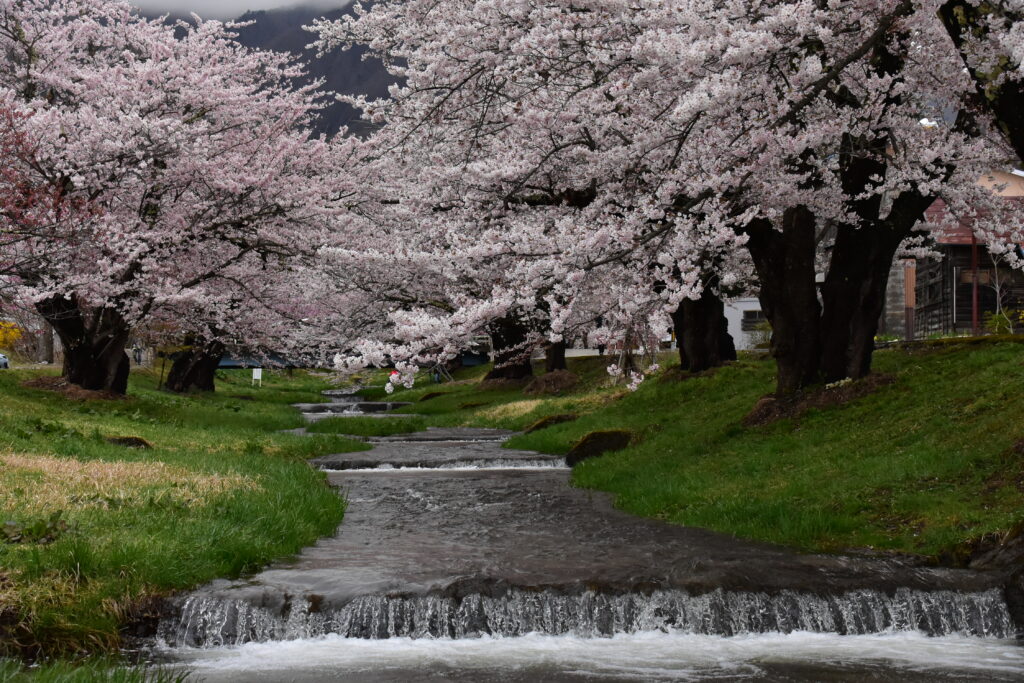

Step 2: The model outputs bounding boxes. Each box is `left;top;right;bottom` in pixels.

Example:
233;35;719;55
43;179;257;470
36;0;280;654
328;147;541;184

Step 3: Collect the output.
972;232;980;336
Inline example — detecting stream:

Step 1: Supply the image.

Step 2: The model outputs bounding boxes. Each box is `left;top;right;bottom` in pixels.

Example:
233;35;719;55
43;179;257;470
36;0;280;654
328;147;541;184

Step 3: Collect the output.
152;393;1024;681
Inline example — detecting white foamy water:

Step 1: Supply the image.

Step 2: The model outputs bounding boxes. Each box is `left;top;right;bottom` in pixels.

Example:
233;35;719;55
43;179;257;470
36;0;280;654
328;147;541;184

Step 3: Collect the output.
164;631;1024;682
323;459;568;472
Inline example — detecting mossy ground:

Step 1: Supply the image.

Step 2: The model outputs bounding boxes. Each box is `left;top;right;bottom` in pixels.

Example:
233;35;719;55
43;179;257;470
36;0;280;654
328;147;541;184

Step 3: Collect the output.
0;366;365;673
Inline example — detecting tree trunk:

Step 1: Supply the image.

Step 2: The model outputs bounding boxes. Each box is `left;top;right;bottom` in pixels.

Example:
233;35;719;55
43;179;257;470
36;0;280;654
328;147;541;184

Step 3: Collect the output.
670;285;737;372
820;188;935;382
818;227;892;382
483;315;534;380
165;339;225;393
744;209;822;396
37;322;54;364
544;340;567;373
35;294;131;394
819;225;909;382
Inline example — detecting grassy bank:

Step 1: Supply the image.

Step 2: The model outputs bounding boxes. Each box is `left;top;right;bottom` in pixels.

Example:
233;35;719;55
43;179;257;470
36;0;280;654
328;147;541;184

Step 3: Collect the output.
0;658;186;682
0;367;365;664
307;415;427;437
369;341;1024;558
7;342;1016;670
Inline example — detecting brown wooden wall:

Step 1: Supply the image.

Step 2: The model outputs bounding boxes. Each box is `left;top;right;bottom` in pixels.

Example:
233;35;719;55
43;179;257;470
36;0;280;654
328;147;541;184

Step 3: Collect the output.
915;246;1024;336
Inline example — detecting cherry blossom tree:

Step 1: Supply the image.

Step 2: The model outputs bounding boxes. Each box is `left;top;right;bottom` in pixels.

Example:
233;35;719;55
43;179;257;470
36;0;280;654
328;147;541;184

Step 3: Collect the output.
0;0;340;394
0;96;90;288
312;0;737;379
315;0;1017;396
153;250;381;393
152;267;302;394
940;0;1024;162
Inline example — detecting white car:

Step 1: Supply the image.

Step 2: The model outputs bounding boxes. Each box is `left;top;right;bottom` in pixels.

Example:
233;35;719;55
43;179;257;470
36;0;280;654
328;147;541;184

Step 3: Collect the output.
0;353;8;369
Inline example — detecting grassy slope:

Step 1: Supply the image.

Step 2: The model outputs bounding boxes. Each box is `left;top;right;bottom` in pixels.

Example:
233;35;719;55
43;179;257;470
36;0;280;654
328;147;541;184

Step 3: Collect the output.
0;367;366;658
372;341;1024;557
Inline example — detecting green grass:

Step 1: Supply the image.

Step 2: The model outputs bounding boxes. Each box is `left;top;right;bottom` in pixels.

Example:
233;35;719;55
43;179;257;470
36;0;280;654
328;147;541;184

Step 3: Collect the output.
359;356;630;432
0;367;366;659
374;342;1024;557
306;415;427;437
0;658;185;682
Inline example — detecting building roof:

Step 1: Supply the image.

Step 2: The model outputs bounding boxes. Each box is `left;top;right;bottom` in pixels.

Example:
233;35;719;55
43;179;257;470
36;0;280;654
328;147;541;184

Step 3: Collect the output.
925;200;982;245
925;170;1024;246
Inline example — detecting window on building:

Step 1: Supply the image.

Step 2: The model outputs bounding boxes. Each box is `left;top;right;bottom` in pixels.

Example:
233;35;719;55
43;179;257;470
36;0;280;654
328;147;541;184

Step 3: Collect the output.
741;309;767;332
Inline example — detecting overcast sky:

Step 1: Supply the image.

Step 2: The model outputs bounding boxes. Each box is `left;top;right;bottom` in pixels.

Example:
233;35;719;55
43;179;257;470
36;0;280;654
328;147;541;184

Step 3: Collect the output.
131;0;349;20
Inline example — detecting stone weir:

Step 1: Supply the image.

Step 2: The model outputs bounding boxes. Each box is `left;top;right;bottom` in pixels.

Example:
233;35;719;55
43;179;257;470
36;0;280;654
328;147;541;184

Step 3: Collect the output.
157;428;1021;649
311;438;564;470
291;393;415;424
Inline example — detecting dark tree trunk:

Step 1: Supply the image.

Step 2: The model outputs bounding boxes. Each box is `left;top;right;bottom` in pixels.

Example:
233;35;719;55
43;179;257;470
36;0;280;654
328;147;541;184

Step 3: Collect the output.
544;340;567;373
818;226;900;382
820;185;935;382
744;209;822;396
734;29;941;398
35;294;131;394
940;1;1024;163
165;339;226;393
483;315;534;380
670;285;737;373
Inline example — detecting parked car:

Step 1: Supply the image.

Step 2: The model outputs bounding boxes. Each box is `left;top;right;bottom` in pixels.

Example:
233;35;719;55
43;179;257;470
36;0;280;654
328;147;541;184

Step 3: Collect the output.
0;353;8;369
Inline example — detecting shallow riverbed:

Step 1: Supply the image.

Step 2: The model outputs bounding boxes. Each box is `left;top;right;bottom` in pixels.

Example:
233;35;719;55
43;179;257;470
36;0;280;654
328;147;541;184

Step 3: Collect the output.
152;422;1024;681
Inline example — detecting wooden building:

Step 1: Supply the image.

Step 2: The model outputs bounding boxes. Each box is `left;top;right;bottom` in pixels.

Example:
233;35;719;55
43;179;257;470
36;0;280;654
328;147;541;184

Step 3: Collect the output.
877;172;1024;339
914;172;1024;337
912;233;1023;337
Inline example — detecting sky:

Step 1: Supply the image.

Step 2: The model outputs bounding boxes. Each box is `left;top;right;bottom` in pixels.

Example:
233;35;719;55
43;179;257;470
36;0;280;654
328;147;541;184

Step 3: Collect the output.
131;0;349;20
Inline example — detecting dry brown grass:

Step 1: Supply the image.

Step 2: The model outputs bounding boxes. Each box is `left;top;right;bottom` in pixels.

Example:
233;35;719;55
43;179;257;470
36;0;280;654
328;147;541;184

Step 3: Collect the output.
562;390;625;412
20;376;125;401
0;453;258;513
475;399;545;421
470;389;624;424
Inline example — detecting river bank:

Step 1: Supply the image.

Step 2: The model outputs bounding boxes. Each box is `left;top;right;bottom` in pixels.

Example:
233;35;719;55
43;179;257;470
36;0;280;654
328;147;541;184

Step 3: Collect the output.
7;340;1024;679
350;339;1024;562
0;367;364;671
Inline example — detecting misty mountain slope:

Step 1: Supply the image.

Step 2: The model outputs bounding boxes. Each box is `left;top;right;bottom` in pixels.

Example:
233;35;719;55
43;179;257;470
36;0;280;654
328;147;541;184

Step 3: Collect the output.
232;5;396;137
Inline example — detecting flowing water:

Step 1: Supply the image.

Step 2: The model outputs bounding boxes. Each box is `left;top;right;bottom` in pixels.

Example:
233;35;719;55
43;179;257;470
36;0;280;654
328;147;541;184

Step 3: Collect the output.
161;631;1024;682
162;585;1011;645
153;410;1024;681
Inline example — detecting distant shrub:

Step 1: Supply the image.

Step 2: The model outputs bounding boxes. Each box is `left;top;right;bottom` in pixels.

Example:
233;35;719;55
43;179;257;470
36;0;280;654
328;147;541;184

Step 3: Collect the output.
0;321;21;350
984;309;1023;335
751;320;772;349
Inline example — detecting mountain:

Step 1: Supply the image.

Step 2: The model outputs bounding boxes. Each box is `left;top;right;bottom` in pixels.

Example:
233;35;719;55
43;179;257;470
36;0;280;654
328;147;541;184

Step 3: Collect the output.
145;4;394;137
232;5;395;137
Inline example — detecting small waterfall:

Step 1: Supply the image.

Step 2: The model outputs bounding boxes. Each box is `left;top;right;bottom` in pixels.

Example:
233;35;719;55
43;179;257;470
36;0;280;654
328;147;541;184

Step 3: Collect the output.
159;586;1014;648
322;458;567;471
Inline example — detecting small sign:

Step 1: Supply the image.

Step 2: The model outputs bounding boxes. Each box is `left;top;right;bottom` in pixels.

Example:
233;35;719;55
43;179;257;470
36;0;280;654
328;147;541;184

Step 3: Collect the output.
960;270;992;285
252;368;263;387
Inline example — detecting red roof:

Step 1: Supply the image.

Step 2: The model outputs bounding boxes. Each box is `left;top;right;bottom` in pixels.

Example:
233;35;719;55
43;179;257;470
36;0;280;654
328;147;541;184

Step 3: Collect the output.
924;198;1024;246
